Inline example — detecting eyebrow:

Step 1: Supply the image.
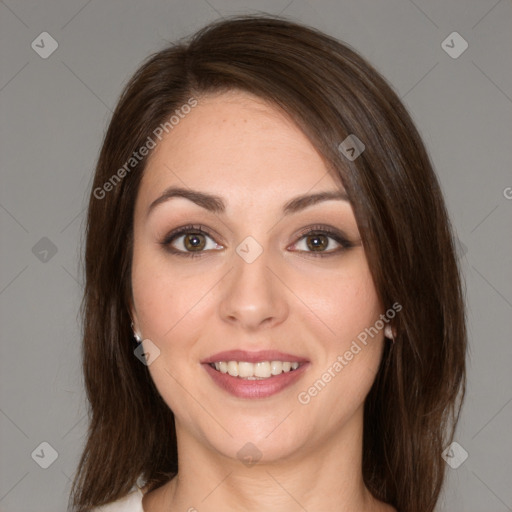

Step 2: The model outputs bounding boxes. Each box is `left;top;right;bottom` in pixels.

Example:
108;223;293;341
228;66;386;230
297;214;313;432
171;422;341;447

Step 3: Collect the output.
146;186;349;218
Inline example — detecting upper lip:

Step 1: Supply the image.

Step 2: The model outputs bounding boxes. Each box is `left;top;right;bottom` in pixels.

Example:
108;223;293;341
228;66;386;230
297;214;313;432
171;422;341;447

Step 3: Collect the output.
201;350;309;364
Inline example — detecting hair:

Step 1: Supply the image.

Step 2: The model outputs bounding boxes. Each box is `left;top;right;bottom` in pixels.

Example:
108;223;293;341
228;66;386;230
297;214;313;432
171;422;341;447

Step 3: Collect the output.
69;14;467;512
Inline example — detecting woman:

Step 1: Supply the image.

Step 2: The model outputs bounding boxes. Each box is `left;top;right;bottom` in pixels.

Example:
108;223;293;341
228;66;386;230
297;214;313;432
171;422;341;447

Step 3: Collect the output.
69;14;467;512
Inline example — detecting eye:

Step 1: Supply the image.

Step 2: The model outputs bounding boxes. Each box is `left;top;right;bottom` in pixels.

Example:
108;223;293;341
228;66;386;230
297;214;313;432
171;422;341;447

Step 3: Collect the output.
290;225;354;257
161;224;223;258
161;223;356;259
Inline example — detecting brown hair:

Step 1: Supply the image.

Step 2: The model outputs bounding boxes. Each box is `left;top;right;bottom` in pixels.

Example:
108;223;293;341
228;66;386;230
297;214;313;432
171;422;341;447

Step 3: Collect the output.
69;14;466;512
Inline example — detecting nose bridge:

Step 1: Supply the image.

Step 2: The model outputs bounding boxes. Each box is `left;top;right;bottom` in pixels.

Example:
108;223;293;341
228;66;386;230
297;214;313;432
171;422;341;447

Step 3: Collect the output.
218;236;288;329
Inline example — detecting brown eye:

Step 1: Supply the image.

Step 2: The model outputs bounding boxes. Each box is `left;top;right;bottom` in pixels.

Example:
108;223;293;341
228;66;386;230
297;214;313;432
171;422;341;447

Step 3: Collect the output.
290;225;355;257
305;233;329;252
161;224;223;257
183;232;207;251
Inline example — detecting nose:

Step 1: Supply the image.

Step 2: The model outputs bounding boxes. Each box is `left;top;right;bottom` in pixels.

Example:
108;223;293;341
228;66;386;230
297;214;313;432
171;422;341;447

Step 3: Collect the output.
218;243;289;331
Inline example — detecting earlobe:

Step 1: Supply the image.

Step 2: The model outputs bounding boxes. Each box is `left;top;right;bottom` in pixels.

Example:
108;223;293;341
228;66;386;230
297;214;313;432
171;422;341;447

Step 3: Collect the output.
384;324;396;341
130;303;143;342
130;315;142;342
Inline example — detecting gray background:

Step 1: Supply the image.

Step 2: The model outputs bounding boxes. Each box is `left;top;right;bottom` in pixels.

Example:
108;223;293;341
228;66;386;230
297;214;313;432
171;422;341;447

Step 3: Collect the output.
0;0;511;511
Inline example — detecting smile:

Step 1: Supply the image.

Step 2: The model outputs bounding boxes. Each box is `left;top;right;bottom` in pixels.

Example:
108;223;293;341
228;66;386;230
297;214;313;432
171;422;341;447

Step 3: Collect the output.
209;360;301;379
203;360;309;399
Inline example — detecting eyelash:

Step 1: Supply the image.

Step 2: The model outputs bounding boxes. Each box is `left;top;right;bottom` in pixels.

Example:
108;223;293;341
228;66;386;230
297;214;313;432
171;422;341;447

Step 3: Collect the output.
160;223;355;259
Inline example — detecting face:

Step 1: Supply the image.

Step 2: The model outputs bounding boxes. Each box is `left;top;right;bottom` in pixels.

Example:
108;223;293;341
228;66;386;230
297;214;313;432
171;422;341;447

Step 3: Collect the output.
130;90;387;464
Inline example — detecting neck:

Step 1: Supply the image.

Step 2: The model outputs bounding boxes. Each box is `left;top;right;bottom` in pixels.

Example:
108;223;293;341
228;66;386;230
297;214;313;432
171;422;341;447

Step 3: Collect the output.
148;405;388;512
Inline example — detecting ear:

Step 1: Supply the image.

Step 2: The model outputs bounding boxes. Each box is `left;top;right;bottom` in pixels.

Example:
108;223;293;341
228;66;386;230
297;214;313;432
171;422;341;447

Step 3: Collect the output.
384;324;396;341
129;304;142;341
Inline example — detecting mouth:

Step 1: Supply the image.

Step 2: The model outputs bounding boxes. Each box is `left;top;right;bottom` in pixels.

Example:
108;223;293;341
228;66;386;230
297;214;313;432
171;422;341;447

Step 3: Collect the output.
208;360;303;380
201;350;310;399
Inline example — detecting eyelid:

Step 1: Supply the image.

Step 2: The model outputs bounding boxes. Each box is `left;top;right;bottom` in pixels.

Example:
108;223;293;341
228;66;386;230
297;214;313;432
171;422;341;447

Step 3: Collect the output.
289;224;355;255
161;224;219;244
160;224;222;258
294;224;352;244
160;223;355;257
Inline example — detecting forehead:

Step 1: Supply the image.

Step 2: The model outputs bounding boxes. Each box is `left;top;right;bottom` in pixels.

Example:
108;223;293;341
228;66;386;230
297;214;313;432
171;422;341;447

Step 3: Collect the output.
138;90;342;212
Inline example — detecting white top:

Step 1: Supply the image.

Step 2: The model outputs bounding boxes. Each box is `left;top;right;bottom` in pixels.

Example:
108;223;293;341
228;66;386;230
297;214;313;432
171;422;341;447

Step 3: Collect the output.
90;484;144;512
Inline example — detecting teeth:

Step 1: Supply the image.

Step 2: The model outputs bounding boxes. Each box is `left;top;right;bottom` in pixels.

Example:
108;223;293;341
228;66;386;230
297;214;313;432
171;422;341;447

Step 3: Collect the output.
239;362;254;378
210;360;301;379
227;361;239;377
255;361;271;377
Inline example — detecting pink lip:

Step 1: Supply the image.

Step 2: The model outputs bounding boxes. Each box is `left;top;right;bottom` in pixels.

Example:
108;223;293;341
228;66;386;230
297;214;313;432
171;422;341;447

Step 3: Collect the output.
202;361;310;399
201;350;308;364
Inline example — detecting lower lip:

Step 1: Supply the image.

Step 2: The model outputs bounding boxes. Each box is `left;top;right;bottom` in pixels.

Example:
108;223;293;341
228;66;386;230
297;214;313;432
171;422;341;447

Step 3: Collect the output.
203;363;310;399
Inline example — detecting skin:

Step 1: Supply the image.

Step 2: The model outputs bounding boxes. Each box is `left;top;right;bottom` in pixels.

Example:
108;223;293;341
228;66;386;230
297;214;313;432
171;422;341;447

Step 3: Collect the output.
130;90;396;512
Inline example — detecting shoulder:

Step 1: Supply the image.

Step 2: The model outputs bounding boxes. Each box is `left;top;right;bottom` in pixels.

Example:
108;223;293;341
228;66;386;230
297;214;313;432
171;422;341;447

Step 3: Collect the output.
90;486;144;512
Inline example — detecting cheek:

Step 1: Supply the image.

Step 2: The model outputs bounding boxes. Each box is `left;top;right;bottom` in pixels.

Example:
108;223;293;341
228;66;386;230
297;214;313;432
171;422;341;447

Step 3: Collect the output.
294;278;384;429
335;275;382;344
131;248;205;342
131;250;228;378
291;254;384;408
291;252;382;349
131;257;210;414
